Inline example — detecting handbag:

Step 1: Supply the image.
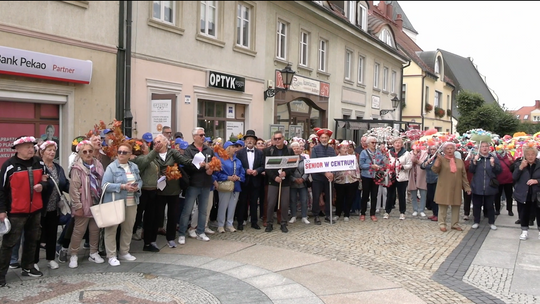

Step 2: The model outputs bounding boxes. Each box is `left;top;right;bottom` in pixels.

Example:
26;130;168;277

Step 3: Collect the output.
49;171;71;216
217;161;236;192
90;183;126;228
489;178;499;188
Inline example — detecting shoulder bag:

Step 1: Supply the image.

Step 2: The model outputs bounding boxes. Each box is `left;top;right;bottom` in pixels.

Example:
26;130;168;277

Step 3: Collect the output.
91;183;126;228
217;161;236;192
49;172;71;216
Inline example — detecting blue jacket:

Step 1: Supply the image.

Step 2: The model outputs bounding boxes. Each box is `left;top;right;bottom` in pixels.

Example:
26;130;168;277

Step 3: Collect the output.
359;149;385;178
420;155;438;184
101;160;143;205
310;144;337;181
469;154;502;196
213;156;245;192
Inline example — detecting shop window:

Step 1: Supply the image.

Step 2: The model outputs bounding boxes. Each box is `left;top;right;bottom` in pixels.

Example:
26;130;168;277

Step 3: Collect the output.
198;100;244;139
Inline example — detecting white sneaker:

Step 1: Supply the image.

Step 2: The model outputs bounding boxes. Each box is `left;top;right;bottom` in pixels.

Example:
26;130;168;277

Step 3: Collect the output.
490;224;497;230
108;257;120;266
399;213;405;220
118;253;136;261
226;226;236;233
332;216;339;221
472;223;479;229
88;252;105;264
168;240;177;248
343;217;350;222
289;217;296;224
48;260;59;270
412;212;418;217
178;236;186;245
301;217;310;224
375;209;380;214
204;227;215;235
520;231;528;240
197;233;210;242
420;212;426;217
69;255;78;269
188;229;197;238
383;213;389;219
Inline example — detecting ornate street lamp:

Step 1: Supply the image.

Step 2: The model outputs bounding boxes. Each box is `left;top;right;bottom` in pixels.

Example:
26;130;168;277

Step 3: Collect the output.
380;96;401;116
264;63;296;100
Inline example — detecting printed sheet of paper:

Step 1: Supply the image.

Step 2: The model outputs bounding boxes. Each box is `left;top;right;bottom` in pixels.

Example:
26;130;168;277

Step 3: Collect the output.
192;152;205;169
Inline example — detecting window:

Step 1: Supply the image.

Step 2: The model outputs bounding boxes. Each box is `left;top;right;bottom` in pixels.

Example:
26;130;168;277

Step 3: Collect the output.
200;1;217;37
447;95;450;109
402;84;407;105
516;115;520;119
345;1;356;23
434;57;440;74
299;31;309;66
318;39;327;72
533;115;540;122
382;67;388;91
276;20;287;60
357;55;365;84
153;1;174;24
236;4;250;48
391;70;396;93
524;114;529;120
357;3;367;31
373;63;380;88
379;29;394;47
425;86;429;105
434;91;442;108
345;50;352;80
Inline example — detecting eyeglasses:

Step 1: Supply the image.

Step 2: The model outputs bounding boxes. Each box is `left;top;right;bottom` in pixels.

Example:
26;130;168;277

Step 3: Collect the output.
82;150;93;155
197;134;206;137
273;137;282;141
117;150;131;155
164;131;172;134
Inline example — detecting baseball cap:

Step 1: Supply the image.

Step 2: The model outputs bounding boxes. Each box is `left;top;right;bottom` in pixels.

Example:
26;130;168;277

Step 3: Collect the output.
142;132;153;143
235;140;245;147
0;218;11;236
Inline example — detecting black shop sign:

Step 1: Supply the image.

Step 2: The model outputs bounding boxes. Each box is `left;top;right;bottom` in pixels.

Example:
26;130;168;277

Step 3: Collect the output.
208;71;245;92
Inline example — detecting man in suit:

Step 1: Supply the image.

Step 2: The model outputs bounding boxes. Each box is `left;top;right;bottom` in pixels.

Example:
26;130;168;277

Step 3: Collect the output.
235;130;265;230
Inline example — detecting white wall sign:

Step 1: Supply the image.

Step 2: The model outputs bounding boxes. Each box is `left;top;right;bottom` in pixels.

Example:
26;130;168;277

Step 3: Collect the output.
226;103;235;119
290;75;320;95
0;46;93;84
185;95;191;104
371;95;380;109
150;99;171;138
226;121;244;139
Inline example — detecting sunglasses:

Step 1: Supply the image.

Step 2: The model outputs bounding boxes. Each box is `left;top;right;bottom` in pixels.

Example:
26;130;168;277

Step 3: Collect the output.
82;150;93;155
273;137;282;141
117;150;131;155
197;134;206;137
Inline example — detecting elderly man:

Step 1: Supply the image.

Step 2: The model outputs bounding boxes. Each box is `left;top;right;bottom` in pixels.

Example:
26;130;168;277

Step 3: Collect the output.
0;136;49;286
310;129;336;225
162;126;173;140
177;127;215;245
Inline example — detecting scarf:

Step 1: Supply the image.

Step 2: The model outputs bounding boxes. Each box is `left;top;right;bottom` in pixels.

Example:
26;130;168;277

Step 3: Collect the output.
444;154;457;173
83;162;102;205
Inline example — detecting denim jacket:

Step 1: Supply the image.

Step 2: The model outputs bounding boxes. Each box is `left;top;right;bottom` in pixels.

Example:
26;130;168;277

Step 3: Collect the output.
101;159;143;205
359;148;385;178
420;155;438;184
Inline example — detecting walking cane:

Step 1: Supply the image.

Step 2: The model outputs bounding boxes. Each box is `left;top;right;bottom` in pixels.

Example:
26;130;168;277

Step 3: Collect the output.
277;169;283;210
329;179;333;224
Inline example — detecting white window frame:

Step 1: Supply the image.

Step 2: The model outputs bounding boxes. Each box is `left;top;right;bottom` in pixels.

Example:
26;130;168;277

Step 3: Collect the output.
402;83;407;105
524;114;529;120
516;114;520;119
299;30;309;66
373;62;380;89
200;1;217;38
345;1;356;23
236;3;251;48
153;1;175;24
276;20;287;60
391;70;397;93
382;67;389;91
434;91;442;108
379;29;394;47
357;55;365;84
435;57;440;74
357;3;367;31
447;95;450;109
345;50;353;80
318;39;327;72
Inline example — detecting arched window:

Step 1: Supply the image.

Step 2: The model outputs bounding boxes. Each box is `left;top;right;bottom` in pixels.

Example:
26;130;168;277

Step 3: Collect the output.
379;29;394;47
435;56;442;74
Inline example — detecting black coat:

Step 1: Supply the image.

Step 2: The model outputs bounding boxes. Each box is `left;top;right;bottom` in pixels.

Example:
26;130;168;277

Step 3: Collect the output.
264;145;295;187
236;146;264;188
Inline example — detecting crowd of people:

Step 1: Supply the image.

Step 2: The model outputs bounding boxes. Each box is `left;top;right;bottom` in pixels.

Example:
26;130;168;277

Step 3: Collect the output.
0;124;539;287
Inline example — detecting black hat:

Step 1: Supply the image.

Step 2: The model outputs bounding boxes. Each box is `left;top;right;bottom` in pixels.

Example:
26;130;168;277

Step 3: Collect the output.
244;130;257;140
174;132;183;139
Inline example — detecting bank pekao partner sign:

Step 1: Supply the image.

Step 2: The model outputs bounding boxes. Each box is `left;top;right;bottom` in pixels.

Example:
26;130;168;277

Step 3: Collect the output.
0;46;93;84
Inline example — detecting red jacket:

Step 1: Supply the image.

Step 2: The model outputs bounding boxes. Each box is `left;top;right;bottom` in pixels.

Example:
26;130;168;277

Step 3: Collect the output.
496;153;514;185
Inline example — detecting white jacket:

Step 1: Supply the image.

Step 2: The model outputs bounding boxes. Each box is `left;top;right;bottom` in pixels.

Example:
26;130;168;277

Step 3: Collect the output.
388;149;412;182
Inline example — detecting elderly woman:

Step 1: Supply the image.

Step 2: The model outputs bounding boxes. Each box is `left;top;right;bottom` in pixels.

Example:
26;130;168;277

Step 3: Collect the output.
432;142;471;232
360;136;386;221
383;137;412;220
289;141;310;224
469;141;501;230
421;145;439;221
214;141;245;233
408;145;429;218
36;141;69;270
68;140;105;268
101;143;143;266
333;141;360;222
513;146;540;240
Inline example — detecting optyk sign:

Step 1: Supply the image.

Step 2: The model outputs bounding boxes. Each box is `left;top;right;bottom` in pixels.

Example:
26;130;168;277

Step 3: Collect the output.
208;71;245;92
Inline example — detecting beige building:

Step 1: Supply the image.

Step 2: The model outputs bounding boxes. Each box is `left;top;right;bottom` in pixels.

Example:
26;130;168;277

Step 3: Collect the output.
0;1;118;168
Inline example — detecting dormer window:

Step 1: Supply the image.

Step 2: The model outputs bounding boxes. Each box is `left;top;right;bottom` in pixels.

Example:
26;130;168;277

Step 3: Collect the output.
516;115;520;119
357;3;367;31
524;114;529;120
379;29;394;47
435;56;443;77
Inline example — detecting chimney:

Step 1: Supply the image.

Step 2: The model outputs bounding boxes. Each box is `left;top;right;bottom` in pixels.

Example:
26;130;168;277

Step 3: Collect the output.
367;1;373;10
386;2;393;19
536;100;540;109
396;13;403;29
378;1;386;14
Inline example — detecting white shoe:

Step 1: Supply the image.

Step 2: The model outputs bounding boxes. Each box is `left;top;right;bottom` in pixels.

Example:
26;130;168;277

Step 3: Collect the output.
69;255;78;269
88;252;105;264
204;227;215;235
226;226;236;232
412;211;418;217
375;209;380;214
520;231;528;240
217;227;225;233
472;223;479;229
167;240;177;248
178;236;186;245
490;224;497;230
118;253;136;261
187;229;197;238
383;213;389;219
343;217;349;222
332;216;339;221
108;257;120;266
420;212;426;217
197;233;210;242
301;217;310;224
48;260;59;270
289;217;296;224
399;213;405;220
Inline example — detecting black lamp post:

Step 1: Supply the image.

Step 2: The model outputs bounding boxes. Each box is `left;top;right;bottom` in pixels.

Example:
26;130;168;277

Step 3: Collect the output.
380;96;401;116
264;63;296;100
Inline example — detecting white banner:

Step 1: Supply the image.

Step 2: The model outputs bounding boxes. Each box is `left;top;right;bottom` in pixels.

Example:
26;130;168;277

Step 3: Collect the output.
150;99;171;138
0;46;93;84
304;155;357;174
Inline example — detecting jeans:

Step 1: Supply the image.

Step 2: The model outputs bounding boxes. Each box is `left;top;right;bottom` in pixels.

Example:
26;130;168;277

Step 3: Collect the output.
472;194;495;224
351;189;361;213
179;187;210;237
411;189;427;213
427;183;438;216
10;233;23;265
290;187;308;218
385;181;408;214
217;191;240;228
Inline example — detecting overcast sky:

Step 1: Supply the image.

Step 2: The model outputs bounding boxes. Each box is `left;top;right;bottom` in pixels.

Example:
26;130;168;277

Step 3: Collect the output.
397;1;539;111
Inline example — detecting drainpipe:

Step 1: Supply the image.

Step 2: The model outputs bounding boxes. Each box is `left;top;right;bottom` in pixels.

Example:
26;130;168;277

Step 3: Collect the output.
399;60;410;122
421;74;426;130
116;1;126;129
123;1;133;138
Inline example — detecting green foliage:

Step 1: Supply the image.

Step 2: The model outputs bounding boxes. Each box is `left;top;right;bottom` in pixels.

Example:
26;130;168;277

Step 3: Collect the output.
455;90;484;114
519;121;540;134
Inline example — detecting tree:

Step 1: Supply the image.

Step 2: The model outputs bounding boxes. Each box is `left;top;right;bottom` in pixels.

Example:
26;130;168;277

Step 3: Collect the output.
456;90;485;134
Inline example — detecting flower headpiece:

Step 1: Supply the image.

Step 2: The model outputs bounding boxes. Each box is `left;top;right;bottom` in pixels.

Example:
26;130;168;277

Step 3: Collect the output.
39;140;57;151
12;136;37;149
76;140;92;152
